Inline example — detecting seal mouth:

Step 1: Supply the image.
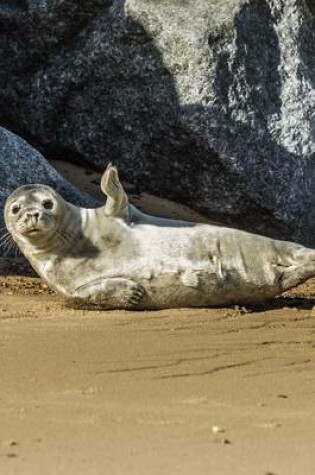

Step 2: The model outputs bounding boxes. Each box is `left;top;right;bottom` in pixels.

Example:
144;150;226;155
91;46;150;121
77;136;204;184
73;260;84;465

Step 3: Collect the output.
24;227;43;236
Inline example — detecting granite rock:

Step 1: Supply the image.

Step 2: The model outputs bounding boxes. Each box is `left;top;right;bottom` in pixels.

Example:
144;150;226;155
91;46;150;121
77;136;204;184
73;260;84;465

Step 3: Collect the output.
0;0;315;243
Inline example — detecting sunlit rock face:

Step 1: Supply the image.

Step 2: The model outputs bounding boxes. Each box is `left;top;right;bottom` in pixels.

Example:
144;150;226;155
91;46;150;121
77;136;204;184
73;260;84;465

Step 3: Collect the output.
0;0;315;244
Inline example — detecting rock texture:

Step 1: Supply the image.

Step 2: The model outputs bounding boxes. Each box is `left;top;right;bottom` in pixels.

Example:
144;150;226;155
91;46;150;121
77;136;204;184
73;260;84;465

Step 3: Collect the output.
0;0;315;243
0;127;97;254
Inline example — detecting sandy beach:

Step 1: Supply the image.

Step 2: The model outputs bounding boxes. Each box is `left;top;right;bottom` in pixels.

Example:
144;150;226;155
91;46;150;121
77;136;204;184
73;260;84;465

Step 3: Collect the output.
0;271;315;475
1;162;315;474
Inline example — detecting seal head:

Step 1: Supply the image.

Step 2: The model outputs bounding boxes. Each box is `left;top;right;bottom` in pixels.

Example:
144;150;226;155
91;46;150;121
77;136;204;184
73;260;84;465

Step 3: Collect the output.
4;184;70;252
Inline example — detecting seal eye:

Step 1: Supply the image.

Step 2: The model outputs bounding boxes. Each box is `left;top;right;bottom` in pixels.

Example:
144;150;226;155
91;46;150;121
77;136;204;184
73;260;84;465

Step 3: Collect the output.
11;205;20;215
42;199;54;210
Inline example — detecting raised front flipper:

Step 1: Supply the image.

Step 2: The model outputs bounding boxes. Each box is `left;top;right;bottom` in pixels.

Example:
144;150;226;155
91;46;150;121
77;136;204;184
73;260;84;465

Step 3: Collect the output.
101;163;130;221
71;277;145;309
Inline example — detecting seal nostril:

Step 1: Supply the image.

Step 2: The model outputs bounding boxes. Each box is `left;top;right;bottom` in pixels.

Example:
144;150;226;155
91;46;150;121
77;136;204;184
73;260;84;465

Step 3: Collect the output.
26;211;40;220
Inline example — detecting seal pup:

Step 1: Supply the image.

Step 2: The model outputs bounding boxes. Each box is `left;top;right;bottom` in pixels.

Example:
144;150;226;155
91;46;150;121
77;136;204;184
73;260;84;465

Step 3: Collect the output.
4;171;315;309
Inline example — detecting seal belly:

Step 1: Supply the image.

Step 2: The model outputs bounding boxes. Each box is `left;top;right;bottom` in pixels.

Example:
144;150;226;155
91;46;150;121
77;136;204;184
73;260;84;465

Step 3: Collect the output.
135;265;280;309
131;227;285;308
200;231;283;305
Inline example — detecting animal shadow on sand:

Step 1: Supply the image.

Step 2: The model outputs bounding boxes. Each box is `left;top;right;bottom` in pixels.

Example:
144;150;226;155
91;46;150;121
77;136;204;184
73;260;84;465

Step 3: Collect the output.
246;296;315;312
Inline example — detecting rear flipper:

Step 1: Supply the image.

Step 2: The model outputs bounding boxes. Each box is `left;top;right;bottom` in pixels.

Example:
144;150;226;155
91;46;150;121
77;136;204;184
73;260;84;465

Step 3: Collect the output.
101;163;130;221
278;247;315;291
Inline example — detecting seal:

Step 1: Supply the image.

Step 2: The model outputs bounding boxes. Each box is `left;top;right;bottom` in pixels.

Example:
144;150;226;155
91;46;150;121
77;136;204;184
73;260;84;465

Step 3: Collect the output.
4;165;315;309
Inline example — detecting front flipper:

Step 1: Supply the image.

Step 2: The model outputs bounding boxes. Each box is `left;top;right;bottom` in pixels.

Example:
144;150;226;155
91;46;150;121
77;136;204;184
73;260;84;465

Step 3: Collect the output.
71;277;145;309
101;163;129;221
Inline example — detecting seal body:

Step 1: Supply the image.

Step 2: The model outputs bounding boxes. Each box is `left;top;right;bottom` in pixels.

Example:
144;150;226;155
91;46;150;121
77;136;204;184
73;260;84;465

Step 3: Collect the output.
4;183;315;309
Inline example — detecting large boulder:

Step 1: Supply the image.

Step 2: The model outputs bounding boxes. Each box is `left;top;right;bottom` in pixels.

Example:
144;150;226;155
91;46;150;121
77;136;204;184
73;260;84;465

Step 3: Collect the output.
0;0;314;243
0;126;97;254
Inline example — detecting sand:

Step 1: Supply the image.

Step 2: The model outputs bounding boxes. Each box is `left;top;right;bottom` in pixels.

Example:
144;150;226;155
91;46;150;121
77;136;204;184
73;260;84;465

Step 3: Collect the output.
1;162;315;474
1;270;315;475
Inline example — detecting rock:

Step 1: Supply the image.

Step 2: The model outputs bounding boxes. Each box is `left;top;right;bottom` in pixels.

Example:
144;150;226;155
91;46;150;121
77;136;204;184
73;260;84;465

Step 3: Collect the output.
0;0;314;243
0;127;98;255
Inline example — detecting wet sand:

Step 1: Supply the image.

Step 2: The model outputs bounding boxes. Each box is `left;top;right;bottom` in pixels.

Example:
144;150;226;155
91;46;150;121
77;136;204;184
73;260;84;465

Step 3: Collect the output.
1;274;315;475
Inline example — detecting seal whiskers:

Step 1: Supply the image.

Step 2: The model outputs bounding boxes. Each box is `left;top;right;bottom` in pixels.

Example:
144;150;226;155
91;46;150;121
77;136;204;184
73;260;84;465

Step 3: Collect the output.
0;231;17;256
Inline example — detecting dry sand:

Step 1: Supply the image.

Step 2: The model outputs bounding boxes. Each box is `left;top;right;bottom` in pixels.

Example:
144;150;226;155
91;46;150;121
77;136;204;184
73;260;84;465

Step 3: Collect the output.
1;162;315;474
1;273;315;475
